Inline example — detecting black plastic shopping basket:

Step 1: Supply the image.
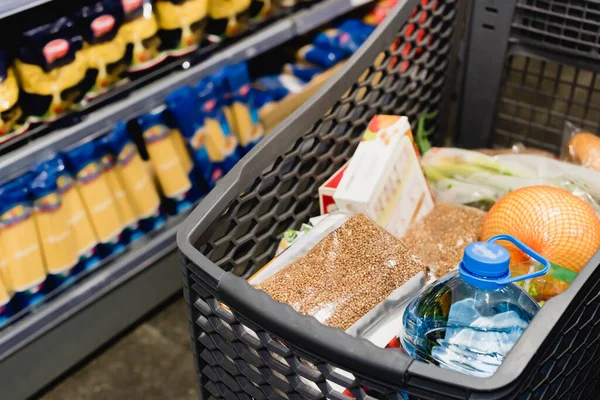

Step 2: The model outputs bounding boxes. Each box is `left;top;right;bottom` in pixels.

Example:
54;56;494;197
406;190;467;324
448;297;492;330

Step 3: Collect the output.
178;0;600;398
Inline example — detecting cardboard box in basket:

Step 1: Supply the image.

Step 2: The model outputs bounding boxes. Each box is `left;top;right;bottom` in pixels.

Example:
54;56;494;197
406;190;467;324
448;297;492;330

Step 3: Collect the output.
333;115;434;238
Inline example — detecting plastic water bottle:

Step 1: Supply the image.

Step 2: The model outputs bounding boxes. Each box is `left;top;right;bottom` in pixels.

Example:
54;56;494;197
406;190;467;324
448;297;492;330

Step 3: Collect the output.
400;234;550;378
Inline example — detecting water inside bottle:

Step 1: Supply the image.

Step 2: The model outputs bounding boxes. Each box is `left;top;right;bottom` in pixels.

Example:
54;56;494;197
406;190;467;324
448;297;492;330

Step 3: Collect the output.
401;271;539;378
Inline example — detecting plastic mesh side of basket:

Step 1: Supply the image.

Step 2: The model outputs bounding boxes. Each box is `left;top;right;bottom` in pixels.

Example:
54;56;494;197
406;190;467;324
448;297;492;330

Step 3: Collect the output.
513;258;600;399
181;0;462;399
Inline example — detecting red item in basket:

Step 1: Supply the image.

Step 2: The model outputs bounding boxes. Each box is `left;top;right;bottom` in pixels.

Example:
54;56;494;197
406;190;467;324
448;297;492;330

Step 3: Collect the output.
318;162;349;214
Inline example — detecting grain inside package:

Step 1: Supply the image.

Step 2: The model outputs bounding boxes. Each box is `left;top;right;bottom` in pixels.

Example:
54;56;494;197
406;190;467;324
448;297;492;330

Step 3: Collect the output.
255;214;424;330
403;203;486;278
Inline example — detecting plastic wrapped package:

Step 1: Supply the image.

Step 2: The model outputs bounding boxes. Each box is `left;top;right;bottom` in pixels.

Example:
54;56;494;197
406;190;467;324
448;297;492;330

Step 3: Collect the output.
155;0;207;54
41;156;101;270
30;163;79;284
97;136;142;242
0;51;28;142
77;0;131;99
251;213;425;330
137;109;196;214
206;0;250;39
64;140;127;256
423;147;600;214
118;0;165;73
402;203;486;279
16;17;93;121
562;121;600;171
481;186;600;302
476;143;555;158
0;174;47;306
103;123;164;232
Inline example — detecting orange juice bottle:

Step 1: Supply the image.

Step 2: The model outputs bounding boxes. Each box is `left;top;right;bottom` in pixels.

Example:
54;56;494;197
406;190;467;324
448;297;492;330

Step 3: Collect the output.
103;122;165;232
64;140;127;256
138;110;195;214
0;173;47;306
30;164;79;284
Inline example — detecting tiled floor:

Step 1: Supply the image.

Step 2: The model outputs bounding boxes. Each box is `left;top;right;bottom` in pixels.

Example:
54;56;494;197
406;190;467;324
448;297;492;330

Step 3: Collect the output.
41;297;199;400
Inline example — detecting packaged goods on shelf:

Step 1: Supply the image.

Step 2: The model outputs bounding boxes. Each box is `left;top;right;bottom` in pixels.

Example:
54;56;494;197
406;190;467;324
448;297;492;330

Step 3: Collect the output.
103;123;165;232
154;0;207;55
97;136;143;242
16;17;93;122
334;115;434;239
563;121;600;171
296;44;345;68
313;19;374;56
165;80;240;190
118;0;165;72
282;63;323;82
252;213;425;330
206;0;251;40
402;203;485;278
0;174;48;307
137;110;197;214
77;0;132;100
30;162;80;285
41;156;101;270
223;63;264;153
64;140;128;256
0;269;14;325
481;186;600;302
248;0;276;23
0;51;29;141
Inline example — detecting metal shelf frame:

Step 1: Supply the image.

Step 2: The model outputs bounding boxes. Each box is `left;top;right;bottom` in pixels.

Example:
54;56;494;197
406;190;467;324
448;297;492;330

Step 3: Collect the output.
0;0;372;398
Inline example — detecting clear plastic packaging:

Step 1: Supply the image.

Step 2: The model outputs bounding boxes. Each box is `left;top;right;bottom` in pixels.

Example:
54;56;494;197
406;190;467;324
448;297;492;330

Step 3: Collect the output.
423;147;600;215
252;213;425;330
562;121;600;171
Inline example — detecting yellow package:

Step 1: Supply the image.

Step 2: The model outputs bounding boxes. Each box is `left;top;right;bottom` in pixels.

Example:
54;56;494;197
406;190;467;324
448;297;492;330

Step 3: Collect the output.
0;175;47;295
104;123;163;223
118;0;165;72
77;3;131;98
138;112;193;201
30;168;79;277
169;128;194;175
97;138;139;230
0;59;27;140
207;0;251;38
65;141;125;246
50;157;100;264
155;0;208;54
16;18;93;122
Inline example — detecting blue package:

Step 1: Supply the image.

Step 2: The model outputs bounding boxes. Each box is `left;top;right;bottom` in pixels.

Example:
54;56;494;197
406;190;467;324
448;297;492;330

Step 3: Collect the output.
283;63;323;83
297;44;346;69
0;173;48;307
104;123;165;233
337;19;375;43
254;74;306;102
166;83;239;190
64;141;127;256
30;161;80;286
39;155;102;270
223;62;264;153
137;110;199;214
97;135;144;243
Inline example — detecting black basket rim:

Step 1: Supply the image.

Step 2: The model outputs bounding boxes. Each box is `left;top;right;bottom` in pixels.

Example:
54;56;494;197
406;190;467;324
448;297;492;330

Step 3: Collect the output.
177;0;600;394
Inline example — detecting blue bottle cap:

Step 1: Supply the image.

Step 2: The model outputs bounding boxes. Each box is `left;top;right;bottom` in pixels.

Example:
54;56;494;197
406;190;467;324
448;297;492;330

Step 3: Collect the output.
459;234;551;290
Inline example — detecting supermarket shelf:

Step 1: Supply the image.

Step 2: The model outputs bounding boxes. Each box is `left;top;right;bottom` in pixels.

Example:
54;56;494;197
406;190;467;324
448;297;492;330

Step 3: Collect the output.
0;213;187;400
0;0;370;178
0;0;51;20
0;1;371;398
